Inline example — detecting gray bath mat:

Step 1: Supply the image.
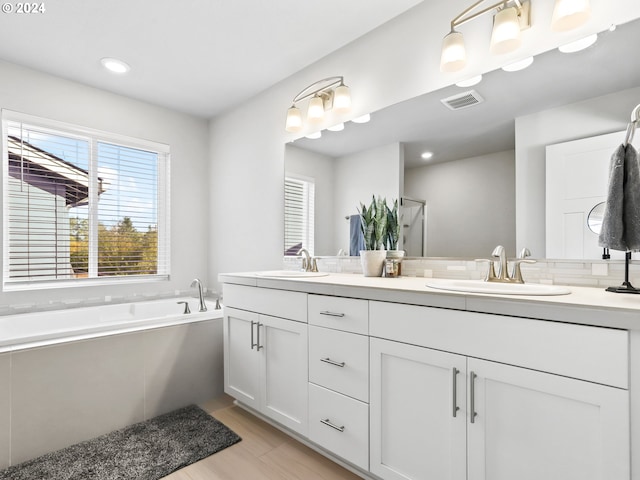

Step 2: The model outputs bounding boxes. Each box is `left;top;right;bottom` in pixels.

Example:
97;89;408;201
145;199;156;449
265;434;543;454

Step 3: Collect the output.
0;404;241;480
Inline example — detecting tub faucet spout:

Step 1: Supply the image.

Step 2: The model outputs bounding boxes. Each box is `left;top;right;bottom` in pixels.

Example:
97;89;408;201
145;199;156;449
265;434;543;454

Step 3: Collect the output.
190;278;207;312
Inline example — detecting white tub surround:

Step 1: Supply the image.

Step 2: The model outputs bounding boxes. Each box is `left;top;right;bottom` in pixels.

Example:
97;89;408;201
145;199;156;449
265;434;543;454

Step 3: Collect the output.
221;272;640;480
0;299;224;469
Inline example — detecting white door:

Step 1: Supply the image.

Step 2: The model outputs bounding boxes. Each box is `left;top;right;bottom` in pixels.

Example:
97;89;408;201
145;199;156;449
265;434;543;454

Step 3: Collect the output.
259;314;308;436
546;130;626;259
223;307;261;410
370;338;467;480
467;358;629;480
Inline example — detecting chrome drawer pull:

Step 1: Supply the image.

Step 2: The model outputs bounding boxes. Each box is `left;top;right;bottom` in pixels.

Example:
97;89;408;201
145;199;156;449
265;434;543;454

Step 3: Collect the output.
320;418;345;432
319;311;345;317
320;357;346;368
250;320;257;350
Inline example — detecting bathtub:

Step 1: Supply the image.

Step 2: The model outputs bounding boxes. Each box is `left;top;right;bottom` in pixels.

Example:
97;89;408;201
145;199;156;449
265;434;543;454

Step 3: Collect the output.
0;297;221;353
0;297;224;468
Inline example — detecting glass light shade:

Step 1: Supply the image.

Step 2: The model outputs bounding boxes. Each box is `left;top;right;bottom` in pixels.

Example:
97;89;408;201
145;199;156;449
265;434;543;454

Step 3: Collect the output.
490;7;522;55
333;84;351;112
285;106;303;133
551;0;591;32
307;96;325;122
440;31;466;72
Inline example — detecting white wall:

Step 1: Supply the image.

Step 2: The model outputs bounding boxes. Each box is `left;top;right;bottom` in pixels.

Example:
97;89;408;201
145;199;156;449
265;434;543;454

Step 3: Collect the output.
333;143;403;254
284;145;335;256
405;150;515;257
208;0;640;287
0;60;210;307
515;85;640;257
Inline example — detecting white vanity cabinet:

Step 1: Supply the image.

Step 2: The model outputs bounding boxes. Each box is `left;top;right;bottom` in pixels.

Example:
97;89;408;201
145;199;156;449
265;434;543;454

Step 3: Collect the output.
307;295;370;471
369;301;630;480
223;284;308;435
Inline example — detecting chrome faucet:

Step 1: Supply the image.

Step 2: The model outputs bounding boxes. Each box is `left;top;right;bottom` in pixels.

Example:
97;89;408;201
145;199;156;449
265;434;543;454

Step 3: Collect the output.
297;248;318;272
492;245;509;282
190;278;207;312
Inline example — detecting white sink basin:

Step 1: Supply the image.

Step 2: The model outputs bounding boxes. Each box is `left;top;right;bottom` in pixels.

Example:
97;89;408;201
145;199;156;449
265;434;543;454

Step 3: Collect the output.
255;270;330;278
425;279;571;296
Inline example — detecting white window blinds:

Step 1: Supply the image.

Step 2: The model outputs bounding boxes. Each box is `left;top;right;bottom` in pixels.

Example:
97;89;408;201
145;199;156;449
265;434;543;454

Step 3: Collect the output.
3;112;170;288
284;175;314;256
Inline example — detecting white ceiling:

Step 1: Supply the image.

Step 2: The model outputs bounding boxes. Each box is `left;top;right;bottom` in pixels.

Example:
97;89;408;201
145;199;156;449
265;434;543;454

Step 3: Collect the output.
0;0;422;118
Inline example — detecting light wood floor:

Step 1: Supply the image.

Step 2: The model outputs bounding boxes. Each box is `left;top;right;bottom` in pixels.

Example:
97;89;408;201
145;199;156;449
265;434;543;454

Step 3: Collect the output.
162;395;363;480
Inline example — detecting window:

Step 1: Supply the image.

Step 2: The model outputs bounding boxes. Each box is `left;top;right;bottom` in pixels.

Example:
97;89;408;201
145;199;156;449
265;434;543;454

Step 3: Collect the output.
2;111;170;288
284;175;314;256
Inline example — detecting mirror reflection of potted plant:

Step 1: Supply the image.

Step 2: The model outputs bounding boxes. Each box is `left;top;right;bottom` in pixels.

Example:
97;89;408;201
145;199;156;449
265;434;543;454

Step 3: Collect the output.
359;196;388;277
385;198;405;275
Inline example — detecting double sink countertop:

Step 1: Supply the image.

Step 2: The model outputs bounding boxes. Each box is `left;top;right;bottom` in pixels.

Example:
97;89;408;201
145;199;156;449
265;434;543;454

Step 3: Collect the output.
219;272;640;331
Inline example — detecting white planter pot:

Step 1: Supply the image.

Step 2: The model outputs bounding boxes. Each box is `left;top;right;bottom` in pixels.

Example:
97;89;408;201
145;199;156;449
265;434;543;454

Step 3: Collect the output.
360;250;387;277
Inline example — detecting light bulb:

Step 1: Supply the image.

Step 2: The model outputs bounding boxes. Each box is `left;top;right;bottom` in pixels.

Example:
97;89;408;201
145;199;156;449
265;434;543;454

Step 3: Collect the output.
490;7;522;55
333;84;351;112
285;106;303;133
551;0;591;32
307;96;325;122
440;31;466;72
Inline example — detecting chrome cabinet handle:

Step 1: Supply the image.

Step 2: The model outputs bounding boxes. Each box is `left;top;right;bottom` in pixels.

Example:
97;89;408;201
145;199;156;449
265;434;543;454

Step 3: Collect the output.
250;320;256;350
320;358;346;368
319;311;345;317
452;367;460;418
470;371;477;424
320;418;345;432
256;322;263;351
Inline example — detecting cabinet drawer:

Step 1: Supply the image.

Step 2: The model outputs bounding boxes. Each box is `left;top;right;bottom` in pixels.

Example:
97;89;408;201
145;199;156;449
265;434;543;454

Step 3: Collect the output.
370;301;629;389
308;383;369;471
309;326;369;402
308;295;368;334
223;284;307;322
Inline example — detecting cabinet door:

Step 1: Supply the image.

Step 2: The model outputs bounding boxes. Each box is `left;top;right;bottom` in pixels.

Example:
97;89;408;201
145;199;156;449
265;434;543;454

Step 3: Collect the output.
259;314;308;436
370;338;467;480
467;358;629;480
223;307;261;410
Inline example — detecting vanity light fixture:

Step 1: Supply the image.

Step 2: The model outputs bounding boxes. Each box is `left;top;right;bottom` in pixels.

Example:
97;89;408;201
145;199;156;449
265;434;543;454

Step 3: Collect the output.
456;75;483;87
285;76;351;133
558;33;597;53
551;0;591;32
440;0;531;73
100;57;130;74
501;56;534;71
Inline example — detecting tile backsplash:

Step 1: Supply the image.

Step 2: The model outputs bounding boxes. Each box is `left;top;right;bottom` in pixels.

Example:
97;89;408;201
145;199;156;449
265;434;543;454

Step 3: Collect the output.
283;255;640;289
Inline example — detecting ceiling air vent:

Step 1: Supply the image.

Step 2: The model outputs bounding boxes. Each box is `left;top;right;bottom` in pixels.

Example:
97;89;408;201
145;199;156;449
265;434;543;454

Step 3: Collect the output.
440;90;484;111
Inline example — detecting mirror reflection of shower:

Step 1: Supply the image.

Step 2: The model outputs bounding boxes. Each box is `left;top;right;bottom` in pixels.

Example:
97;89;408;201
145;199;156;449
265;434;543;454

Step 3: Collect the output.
400;197;425;257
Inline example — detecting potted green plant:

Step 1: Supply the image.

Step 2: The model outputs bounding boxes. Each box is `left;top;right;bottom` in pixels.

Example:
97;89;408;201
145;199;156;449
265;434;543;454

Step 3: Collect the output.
385;198;405;275
358;196;387;276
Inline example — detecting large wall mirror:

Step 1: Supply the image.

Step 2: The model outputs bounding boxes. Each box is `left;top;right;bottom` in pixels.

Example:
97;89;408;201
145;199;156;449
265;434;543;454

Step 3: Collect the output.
284;18;640;260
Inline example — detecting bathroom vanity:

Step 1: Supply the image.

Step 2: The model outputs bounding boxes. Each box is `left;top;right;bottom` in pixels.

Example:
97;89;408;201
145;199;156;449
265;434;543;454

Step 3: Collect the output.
220;272;640;480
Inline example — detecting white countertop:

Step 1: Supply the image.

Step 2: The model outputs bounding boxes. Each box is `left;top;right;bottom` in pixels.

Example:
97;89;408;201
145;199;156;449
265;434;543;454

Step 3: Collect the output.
219;272;640;330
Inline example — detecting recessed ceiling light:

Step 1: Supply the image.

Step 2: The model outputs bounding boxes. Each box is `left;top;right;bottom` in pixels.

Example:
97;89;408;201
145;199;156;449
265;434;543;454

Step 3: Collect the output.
558;33;598;53
305;131;322;139
101;57;131;74
327;123;345;132
352;113;371;124
455;75;483;87
421;151;434;160
502;56;534;72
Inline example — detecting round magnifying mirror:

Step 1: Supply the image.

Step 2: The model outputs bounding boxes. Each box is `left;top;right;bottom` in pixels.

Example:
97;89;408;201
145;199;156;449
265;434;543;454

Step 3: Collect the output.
587;202;606;234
